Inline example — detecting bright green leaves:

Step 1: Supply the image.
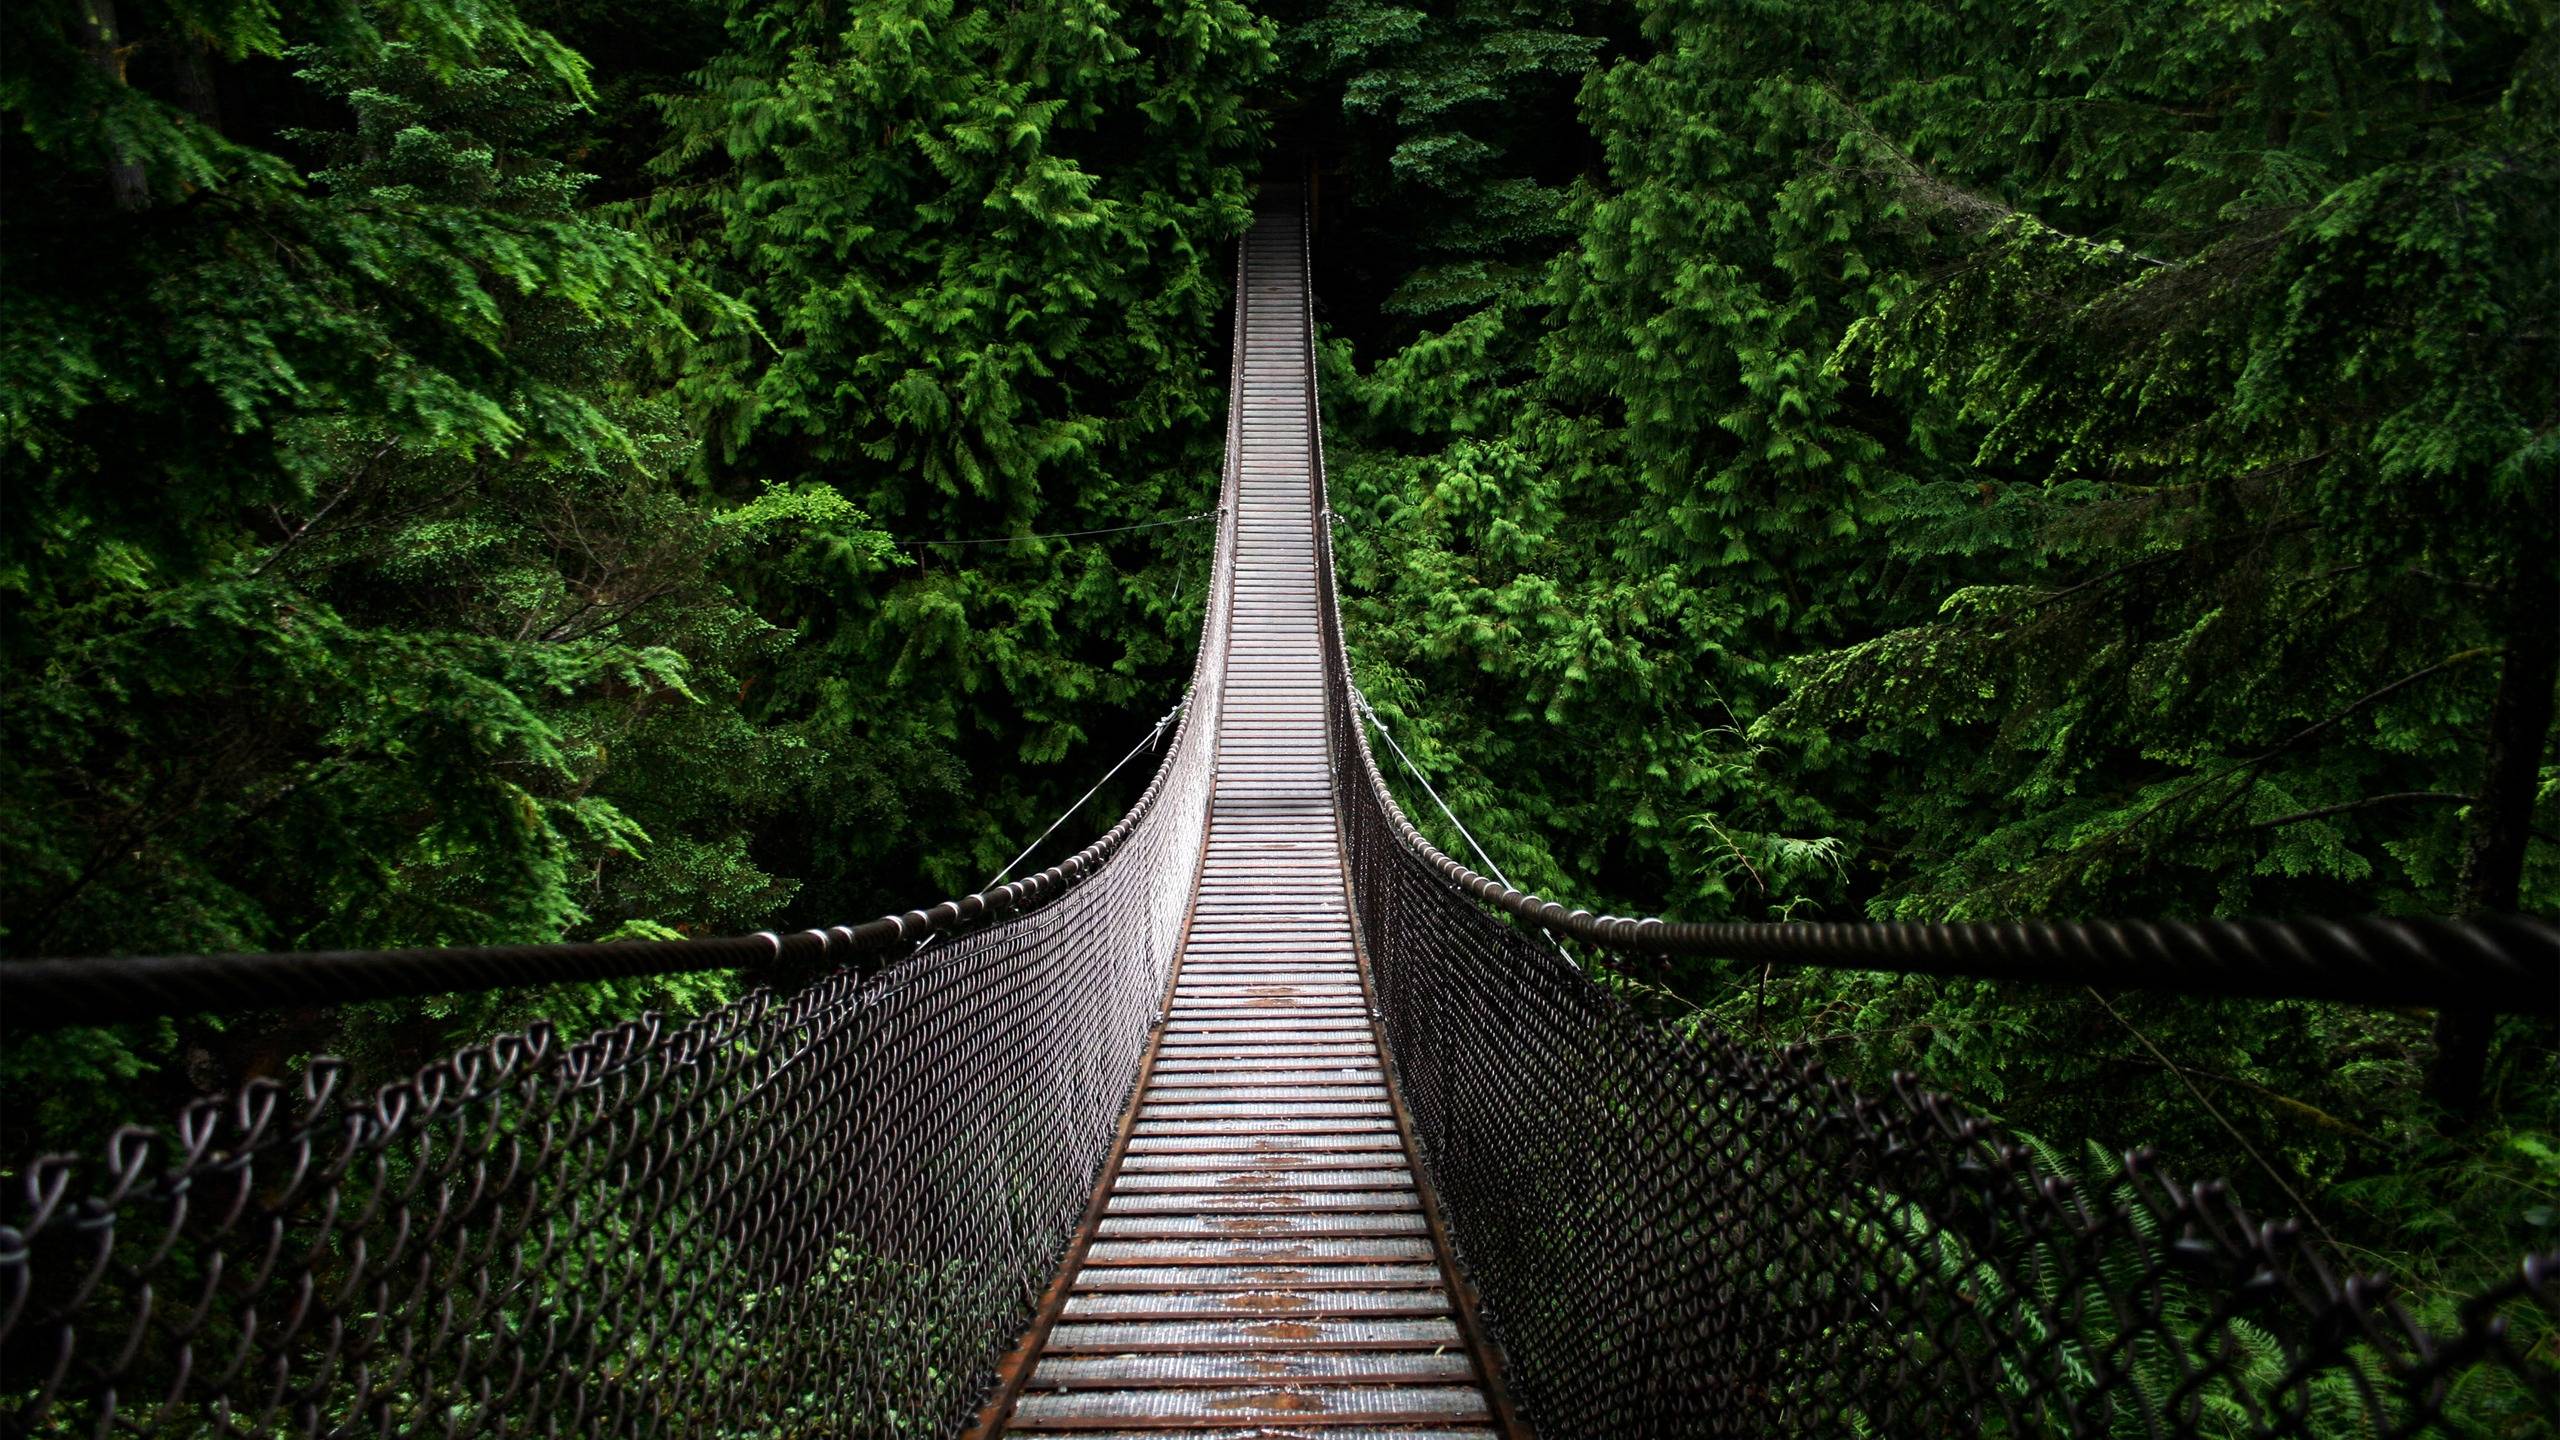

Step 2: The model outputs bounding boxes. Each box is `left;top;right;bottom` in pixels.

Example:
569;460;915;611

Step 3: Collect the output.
653;0;1269;906
662;0;1269;503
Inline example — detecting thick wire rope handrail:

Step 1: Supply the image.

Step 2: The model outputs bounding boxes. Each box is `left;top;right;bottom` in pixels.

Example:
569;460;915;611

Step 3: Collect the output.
1338;732;2558;1008
0;695;1201;1034
1351;685;1514;891
3;615;1223;1034
1319;576;2555;1008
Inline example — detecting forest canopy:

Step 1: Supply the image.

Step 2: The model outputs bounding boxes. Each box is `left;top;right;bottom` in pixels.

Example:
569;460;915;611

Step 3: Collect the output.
3;0;2553;1350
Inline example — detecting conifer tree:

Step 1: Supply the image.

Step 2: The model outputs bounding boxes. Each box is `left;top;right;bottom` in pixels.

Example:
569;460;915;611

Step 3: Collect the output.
653;0;1273;911
1;1;857;1118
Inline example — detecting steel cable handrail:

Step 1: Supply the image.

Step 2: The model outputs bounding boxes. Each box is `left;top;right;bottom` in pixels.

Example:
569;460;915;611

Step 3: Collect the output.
0;676;1225;1033
1296;195;2559;1438
1329;681;2555;1008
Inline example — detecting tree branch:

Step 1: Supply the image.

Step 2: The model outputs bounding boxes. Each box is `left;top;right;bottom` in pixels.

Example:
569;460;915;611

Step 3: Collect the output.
2249;791;2471;830
2084;986;2340;1248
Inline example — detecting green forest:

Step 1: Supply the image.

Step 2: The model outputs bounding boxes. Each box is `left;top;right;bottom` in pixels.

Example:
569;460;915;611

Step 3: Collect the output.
4;0;2553;1372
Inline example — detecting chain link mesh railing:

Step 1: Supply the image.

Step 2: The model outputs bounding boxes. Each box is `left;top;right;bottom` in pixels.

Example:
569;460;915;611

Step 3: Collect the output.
1334;835;2560;1437
0;244;1253;1440
1284;186;2560;1432
4;910;1177;1437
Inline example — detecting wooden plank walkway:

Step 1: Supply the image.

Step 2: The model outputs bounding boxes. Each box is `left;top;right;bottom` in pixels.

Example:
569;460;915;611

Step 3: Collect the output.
978;199;1506;1437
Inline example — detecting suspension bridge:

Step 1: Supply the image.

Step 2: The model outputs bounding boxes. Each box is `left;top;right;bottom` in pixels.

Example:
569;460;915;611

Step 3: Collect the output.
2;189;2555;1439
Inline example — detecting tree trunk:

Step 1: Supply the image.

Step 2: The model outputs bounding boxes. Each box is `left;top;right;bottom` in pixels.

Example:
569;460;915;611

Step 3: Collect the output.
2430;471;2560;1114
173;32;224;132
80;0;150;210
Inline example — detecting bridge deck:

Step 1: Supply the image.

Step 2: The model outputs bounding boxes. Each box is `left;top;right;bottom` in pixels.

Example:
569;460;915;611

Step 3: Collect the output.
982;202;1503;1436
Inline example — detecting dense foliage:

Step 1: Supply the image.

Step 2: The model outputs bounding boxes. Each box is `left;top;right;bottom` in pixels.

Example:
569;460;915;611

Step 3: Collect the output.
1297;0;2557;1334
652;0;1270;913
0;0;1267;1126
2;0;2549;1354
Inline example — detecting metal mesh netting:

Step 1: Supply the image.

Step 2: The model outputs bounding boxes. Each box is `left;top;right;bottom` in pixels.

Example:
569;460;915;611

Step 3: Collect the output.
2;892;1187;1436
1333;802;2560;1436
0;791;1221;1436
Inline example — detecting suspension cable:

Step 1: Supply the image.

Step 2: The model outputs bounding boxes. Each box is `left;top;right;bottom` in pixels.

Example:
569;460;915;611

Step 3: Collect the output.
894;698;1190;963
984;699;1187;890
908;509;1221;549
1353;687;1515;891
